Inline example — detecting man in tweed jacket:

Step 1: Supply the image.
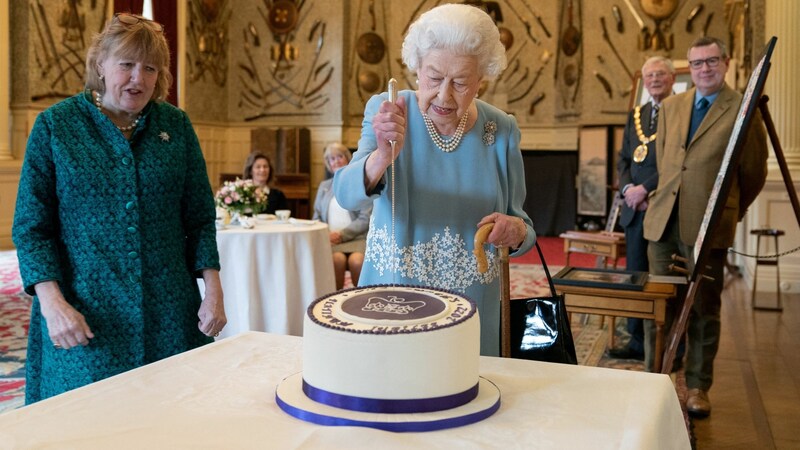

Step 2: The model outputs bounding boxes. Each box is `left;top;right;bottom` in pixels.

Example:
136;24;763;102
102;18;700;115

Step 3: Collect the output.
643;36;768;418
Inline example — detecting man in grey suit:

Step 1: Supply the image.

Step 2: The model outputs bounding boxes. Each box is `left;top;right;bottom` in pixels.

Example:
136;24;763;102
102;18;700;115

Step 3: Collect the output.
611;56;676;361
643;37;768;418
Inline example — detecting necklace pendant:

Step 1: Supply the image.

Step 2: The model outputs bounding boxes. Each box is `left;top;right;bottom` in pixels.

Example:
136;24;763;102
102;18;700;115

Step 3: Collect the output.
633;144;648;163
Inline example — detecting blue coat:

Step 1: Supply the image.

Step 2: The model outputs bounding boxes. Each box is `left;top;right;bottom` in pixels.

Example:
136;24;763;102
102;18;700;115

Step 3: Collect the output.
13;92;220;403
333;91;535;356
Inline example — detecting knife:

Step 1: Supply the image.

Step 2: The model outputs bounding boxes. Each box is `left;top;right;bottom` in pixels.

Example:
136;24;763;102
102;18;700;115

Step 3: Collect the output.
702;12;714;37
623;0;650;50
528;93;545;116
594;71;613;99
686;4;704;33
521;0;551;38
612;5;624;33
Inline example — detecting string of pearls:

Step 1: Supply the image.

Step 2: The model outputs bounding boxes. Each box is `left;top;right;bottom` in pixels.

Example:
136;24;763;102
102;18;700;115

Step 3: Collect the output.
422;111;469;153
94;90;142;132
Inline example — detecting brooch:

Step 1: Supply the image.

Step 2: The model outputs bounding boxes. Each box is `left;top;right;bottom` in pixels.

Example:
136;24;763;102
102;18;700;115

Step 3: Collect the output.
482;121;497;146
159;131;170;142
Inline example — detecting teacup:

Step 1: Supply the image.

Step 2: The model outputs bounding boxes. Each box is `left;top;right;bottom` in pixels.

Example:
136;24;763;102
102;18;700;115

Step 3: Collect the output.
275;209;291;221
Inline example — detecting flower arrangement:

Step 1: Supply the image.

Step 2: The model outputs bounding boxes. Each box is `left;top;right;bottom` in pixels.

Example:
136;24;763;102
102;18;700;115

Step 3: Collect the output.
215;178;268;216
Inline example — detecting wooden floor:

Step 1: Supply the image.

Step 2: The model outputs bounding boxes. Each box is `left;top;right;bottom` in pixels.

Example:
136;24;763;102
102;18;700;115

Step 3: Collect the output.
691;275;800;449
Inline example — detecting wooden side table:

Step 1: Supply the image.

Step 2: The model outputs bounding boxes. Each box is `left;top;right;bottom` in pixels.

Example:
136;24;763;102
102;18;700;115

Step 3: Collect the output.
556;281;676;372
559;231;626;268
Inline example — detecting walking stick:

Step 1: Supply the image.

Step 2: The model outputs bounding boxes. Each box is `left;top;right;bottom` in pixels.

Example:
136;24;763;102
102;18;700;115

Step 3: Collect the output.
475;223;512;358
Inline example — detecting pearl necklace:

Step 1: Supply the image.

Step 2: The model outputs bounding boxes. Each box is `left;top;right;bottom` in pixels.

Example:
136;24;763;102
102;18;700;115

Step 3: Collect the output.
94;91;142;132
422;110;469;153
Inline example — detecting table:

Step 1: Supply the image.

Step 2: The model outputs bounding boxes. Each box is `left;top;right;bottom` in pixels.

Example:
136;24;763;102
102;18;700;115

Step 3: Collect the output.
0;332;690;449
557;280;677;372
213;220;336;338
560;230;626;268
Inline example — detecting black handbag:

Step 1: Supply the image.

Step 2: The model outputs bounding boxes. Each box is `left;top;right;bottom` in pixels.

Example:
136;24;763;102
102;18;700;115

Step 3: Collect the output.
509;241;578;364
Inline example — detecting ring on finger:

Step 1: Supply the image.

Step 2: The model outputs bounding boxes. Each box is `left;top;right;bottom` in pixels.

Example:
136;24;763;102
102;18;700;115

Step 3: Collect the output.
53;343;62;349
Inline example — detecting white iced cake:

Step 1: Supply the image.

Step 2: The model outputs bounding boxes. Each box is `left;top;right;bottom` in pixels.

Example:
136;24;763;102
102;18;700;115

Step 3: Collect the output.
302;285;480;413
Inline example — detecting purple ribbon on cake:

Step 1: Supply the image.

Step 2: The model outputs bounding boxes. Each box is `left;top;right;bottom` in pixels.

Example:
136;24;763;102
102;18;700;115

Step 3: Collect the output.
275;394;501;432
302;380;479;414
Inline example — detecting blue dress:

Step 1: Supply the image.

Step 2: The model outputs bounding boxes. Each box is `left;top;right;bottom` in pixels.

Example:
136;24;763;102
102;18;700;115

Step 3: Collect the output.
13;92;220;403
333;91;535;355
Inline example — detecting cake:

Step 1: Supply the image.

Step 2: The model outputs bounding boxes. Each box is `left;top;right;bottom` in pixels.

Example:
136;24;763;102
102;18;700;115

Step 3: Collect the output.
275;285;501;431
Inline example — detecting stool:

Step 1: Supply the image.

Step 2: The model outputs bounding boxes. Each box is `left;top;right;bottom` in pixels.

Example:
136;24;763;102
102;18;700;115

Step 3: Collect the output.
750;228;784;312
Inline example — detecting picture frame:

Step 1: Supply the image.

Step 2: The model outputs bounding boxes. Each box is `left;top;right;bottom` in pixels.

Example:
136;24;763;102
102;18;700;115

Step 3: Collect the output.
629;66;693;110
577;126;608;216
553;266;648;291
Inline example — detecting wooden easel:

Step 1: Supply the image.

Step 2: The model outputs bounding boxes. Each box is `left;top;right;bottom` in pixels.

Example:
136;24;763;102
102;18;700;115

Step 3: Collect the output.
661;94;800;374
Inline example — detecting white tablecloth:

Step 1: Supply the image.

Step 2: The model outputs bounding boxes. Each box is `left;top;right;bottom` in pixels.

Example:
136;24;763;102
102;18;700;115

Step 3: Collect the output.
0;332;691;449
214;220;336;338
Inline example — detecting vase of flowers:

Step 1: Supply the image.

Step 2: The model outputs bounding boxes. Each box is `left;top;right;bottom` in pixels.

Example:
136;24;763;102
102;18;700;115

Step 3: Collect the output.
215;178;268;218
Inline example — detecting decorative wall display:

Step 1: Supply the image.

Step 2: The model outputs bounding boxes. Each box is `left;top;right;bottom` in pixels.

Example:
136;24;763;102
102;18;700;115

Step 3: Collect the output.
187;0;231;87
554;0;583;119
350;0;393;105
236;0;334;120
27;0;107;101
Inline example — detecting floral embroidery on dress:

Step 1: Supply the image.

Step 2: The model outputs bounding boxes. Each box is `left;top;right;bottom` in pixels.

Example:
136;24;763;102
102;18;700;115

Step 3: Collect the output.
364;221;498;292
482;121;497;146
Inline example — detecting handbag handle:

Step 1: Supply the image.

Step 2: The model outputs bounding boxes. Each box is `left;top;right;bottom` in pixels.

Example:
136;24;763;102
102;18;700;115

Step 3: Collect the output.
534;241;558;297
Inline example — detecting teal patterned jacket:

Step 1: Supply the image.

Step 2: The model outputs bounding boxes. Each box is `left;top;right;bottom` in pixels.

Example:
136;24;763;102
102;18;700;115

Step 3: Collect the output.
13;92;220;403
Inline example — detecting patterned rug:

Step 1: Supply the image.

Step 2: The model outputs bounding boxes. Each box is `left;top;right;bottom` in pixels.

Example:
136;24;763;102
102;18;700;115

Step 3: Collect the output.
0;250;30;414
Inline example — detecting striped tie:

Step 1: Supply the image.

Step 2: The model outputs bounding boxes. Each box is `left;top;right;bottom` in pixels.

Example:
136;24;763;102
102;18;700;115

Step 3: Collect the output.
650;104;659;130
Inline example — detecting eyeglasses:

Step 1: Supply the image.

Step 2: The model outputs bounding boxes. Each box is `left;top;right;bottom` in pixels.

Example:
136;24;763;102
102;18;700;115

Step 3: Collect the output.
688;56;721;69
643;71;669;80
114;13;164;33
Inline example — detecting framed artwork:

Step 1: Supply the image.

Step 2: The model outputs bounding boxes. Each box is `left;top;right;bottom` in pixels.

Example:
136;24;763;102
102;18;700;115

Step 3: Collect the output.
691;37;777;280
629;66;693;109
577;127;608;216
553;267;648;291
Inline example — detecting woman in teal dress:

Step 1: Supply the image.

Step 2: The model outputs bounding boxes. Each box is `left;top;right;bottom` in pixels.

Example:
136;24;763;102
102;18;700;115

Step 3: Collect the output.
12;14;226;403
333;4;535;356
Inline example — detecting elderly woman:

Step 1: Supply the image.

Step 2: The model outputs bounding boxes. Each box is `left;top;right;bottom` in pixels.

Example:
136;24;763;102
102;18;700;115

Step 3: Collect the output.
242;151;289;215
12;13;226;403
313;143;372;289
333;4;535;356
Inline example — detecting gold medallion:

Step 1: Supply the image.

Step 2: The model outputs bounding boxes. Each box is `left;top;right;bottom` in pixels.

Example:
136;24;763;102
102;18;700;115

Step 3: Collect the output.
633;144;648;163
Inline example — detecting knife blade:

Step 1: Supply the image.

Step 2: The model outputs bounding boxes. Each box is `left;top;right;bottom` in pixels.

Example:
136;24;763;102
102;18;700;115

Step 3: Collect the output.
686;4;704;33
594;71;613;99
612;5;624;33
622;0;650;50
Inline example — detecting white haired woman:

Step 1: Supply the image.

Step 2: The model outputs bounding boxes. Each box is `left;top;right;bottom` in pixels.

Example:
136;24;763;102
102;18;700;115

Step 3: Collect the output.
333;4;535;356
313;143;372;290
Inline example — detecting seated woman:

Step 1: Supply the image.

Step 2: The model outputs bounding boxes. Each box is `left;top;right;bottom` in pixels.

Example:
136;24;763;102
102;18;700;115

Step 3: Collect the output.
313;143;372;289
243;152;288;215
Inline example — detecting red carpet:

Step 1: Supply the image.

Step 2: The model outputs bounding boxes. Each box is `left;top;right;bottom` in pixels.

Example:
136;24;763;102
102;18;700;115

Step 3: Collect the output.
512;235;627;268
